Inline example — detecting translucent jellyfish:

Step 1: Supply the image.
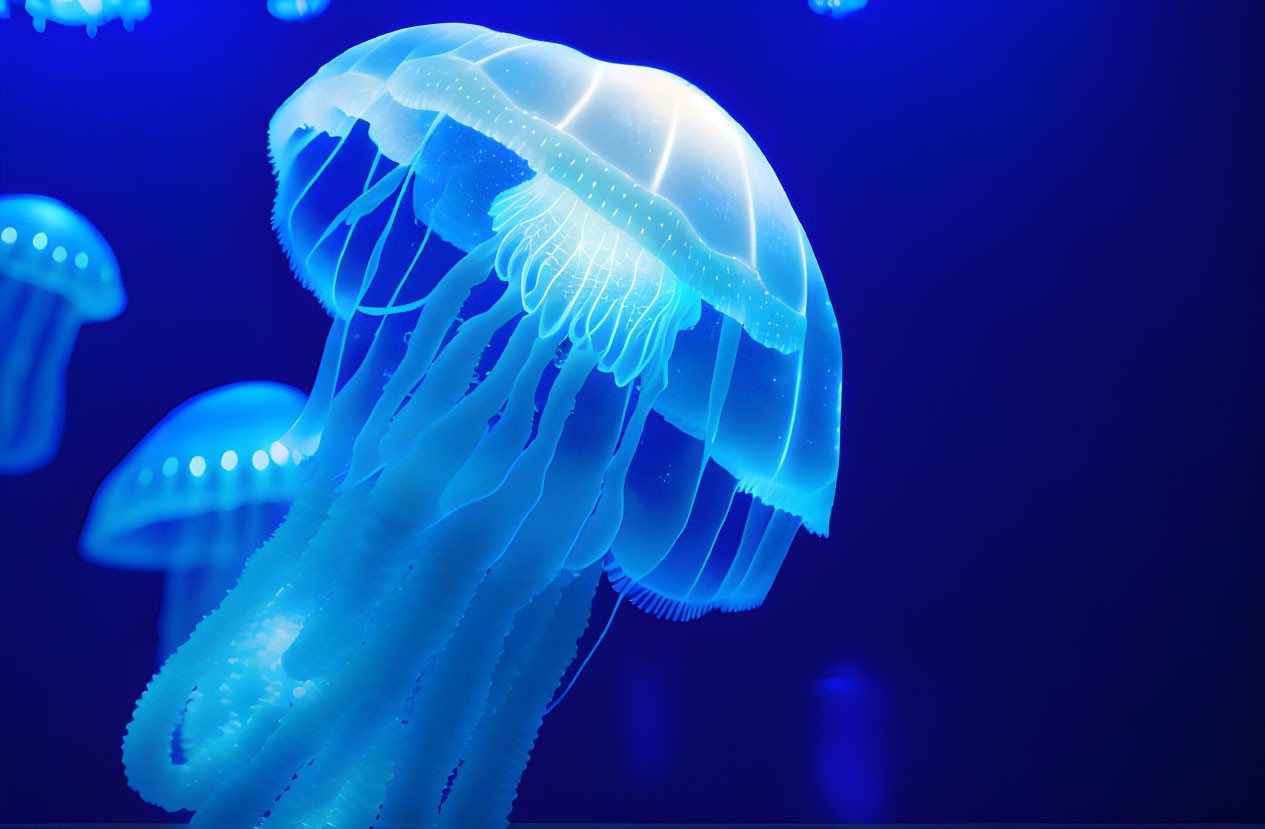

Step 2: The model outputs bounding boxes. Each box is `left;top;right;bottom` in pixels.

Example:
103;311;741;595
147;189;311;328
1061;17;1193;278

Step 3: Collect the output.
267;0;330;23
122;24;842;827
25;0;150;36
0;195;124;474
1;0;10;19
810;0;868;18
80;382;308;659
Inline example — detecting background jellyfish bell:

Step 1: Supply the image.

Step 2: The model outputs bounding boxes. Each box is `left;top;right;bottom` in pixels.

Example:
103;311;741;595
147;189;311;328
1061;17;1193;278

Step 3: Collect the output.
123;23;840;828
267;0;330;23
0;194;124;474
80;381;308;657
24;0;150;36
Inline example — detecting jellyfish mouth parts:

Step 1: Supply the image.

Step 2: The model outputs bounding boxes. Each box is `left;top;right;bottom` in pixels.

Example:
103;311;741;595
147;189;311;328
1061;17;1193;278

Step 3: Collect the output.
123;127;702;824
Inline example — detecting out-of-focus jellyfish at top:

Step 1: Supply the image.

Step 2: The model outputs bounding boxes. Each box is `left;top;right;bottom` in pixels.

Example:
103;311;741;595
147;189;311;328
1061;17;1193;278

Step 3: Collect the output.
810;0;868;18
267;0;330;23
25;0;150;36
81;382;308;660
0;195;124;474
1;1;11;20
122;24;842;828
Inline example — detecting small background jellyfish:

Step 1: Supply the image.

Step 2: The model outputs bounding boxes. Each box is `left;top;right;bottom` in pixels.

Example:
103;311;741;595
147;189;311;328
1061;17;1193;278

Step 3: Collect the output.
810;0;868;19
0;194;124;474
267;0;330;23
81;381;308;660
0;0;10;20
122;24;841;828
25;0;149;36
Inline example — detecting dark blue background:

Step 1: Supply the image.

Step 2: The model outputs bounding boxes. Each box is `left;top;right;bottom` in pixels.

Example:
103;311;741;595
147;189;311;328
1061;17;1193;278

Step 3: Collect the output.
0;0;1261;823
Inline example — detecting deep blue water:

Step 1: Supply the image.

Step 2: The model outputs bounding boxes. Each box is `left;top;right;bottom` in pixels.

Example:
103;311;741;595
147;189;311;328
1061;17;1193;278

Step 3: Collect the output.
0;0;1261;823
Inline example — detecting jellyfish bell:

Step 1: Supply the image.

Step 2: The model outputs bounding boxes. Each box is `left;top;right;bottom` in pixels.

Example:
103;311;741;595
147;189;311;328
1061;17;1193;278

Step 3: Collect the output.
123;24;841;828
809;0;869;18
81;382;308;658
0;194;124;474
25;0;150;36
267;0;331;23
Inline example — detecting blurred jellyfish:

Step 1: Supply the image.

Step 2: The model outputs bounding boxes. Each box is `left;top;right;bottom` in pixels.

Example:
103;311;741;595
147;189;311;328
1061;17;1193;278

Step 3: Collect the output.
815;664;885;821
810;0;868;18
0;195;124;474
81;382;308;659
25;0;149;36
267;0;330;23
122;24;842;827
1;0;10;19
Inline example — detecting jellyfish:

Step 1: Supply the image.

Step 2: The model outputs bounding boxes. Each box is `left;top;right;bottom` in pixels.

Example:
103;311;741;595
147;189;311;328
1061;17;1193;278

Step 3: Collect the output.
80;382;308;659
0;195;125;474
122;24;841;827
25;0;149;36
809;0;868;18
267;0;330;23
1;0;10;19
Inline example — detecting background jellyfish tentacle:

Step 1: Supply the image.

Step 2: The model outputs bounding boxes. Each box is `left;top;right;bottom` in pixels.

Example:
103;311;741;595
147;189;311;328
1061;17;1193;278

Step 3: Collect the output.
24;0;149;36
80;381;308;659
0;194;125;474
121;23;841;827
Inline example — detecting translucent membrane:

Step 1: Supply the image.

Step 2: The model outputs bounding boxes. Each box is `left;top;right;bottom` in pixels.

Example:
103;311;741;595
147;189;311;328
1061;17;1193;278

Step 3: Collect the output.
123;23;840;829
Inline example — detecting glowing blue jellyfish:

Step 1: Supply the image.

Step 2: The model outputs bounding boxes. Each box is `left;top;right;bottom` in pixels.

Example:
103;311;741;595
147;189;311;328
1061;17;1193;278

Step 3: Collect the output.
810;0;868;18
0;195;124;474
81;382;308;659
122;24;842;827
25;0;149;36
1;0;10;20
267;0;330;23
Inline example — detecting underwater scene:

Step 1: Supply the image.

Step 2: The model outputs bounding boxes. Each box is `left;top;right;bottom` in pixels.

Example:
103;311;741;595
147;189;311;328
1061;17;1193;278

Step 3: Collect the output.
0;1;1260;826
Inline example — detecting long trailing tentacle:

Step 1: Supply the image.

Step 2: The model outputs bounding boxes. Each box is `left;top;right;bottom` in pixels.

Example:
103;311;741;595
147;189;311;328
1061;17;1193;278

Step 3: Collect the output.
438;562;604;828
184;329;604;827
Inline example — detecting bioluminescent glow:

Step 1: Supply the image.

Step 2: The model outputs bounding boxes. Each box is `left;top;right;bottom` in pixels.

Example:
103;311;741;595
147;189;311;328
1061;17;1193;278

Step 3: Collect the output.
122;24;842;827
810;0;868;18
0;0;10;19
815;664;885;821
80;381;308;659
267;0;330;23
0;194;125;474
25;0;150;36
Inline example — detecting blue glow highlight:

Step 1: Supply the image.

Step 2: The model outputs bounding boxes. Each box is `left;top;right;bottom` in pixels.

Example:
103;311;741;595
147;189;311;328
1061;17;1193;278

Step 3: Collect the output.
24;0;151;37
0;194;125;475
79;382;308;659
121;24;842;828
815;664;886;821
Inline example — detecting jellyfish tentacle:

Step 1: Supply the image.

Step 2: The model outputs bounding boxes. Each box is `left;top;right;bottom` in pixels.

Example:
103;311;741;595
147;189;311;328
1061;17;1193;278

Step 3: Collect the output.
187;346;601;827
346;236;505;483
124;479;340;809
0;287;61;463
280;309;559;680
376;363;627;827
438;562;603;828
0;280;78;471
